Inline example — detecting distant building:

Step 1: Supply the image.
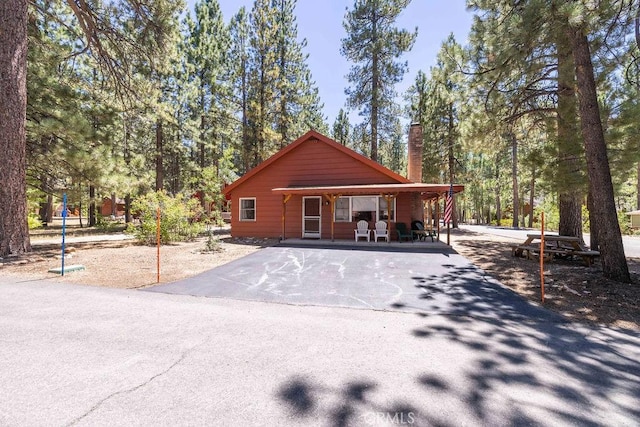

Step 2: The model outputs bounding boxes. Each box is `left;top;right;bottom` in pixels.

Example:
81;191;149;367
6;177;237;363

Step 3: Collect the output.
101;197;126;217
627;210;640;228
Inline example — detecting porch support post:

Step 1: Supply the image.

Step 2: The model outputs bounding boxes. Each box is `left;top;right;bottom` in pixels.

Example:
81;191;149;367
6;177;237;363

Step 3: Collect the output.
323;193;339;241
381;193;397;243
281;194;292;241
427;199;433;232
436;196;441;241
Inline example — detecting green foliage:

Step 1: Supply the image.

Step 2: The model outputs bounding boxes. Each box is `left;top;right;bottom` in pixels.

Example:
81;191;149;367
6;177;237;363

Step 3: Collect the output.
332;108;350;146
187;165;230;224
27;214;43;230
129;191;204;244
203;231;222;253
408;35;466;186
535;200;560;232
341;0;417;162
95;216;125;232
618;210;633;235
224;1;326;173
497;218;512;227
582;204;591;233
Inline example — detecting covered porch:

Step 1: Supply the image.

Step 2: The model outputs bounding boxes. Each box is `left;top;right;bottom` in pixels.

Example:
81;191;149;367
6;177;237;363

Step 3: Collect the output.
272;183;464;242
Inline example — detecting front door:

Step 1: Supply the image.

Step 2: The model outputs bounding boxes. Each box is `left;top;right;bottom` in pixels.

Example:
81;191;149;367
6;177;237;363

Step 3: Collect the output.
302;196;321;238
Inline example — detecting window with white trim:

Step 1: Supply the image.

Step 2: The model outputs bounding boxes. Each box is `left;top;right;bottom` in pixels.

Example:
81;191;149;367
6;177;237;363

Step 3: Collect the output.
239;198;256;221
334;197;350;222
378;197;395;221
333;196;396;222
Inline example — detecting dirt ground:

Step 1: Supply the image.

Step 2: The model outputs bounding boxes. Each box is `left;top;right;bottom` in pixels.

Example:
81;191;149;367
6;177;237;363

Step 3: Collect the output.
1;226;638;332
448;227;640;332
0;228;279;289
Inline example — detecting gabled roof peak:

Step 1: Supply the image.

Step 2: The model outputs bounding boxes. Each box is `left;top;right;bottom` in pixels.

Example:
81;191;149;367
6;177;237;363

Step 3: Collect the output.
223;130;411;195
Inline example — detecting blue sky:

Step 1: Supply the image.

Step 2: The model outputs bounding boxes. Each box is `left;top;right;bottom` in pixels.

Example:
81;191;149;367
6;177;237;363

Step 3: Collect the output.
187;0;474;126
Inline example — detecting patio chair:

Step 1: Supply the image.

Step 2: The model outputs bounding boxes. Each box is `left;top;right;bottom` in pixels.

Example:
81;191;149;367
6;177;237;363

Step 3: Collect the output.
411;220;434;242
373;220;389;242
354;220;370;242
395;222;414;243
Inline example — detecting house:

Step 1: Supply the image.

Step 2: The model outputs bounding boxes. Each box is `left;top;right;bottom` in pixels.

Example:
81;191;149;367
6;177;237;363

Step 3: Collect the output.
222;127;463;241
100;197;126;217
627;210;640;228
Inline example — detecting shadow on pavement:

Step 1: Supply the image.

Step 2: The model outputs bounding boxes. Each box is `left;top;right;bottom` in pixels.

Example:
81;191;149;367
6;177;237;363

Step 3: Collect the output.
275;261;640;426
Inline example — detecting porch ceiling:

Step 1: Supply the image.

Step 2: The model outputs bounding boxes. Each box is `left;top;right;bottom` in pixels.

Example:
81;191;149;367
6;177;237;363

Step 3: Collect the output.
272;183;464;199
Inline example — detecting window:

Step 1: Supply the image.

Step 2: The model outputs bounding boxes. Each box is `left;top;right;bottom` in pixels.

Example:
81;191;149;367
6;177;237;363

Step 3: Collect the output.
335;197;350;222
239;198;256;221
378;197;395;221
333;196;396;222
352;196;377;222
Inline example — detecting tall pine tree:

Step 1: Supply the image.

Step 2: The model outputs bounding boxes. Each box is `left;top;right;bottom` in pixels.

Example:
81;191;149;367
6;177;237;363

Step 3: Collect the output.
341;0;416;162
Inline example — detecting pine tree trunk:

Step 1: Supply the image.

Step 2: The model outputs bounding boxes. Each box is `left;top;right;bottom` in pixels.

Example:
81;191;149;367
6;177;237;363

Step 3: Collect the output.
89;185;96;226
125;194;132;223
570;27;630;282
199;113;206;169
528;166;535;228
557;28;584;242
637;161;640;209
511;132;519;228
46;194;54;224
0;0;31;256
241;53;250;173
111;193;116;217
448;103;457;227
371;55;379;162
520;188;526;227
559;193;583;239
495;155;501;225
258;60;266;165
155;119;164;191
278;23;288;151
370;13;378;162
78;199;83;228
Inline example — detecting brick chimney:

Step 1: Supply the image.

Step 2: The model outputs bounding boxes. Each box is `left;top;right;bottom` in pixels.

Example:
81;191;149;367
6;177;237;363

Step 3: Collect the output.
407;122;424;223
407;122;423;183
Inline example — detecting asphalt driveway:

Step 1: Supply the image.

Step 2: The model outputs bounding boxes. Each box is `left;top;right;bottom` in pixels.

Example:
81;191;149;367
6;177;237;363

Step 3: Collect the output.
147;243;557;322
1;240;639;425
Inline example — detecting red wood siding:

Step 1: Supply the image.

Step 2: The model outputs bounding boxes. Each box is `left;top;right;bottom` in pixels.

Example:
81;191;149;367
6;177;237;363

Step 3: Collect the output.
228;136;420;239
100;199;125;217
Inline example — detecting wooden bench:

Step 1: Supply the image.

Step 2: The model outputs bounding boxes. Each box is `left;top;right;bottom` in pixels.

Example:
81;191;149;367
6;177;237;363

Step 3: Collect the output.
572;250;600;267
511;245;539;258
512;244;564;261
512;244;599;266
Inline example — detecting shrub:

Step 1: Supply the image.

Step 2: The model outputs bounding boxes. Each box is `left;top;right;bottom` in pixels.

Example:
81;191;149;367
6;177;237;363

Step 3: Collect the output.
95;216;125;232
203;231;222;253
618;210;633;235
498;218;512;227
534;204;559;232
27;214;42;230
129;191;204;244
